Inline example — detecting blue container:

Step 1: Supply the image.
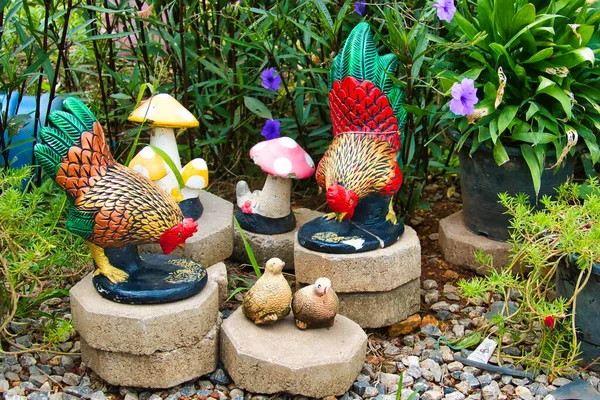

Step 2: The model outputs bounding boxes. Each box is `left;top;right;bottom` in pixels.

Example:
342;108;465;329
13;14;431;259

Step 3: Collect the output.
1;92;64;168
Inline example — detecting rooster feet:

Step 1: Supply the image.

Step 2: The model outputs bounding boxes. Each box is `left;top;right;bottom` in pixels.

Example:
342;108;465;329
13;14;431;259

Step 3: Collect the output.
87;242;129;284
386;200;398;225
295;319;308;330
255;313;279;325
324;212;337;221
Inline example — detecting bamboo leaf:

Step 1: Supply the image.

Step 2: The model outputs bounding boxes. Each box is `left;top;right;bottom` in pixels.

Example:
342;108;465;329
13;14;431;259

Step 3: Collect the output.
493;141;510;165
243;96;272;119
520;144;542;196
148;145;185;189
498;106;519;134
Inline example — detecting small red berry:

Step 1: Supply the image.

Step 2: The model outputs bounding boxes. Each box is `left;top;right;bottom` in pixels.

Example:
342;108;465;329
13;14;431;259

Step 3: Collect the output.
544;315;555;328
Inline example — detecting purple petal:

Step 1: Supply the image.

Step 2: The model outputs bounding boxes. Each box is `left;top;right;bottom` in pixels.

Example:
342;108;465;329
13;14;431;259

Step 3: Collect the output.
451;82;464;99
261;119;281;140
261;68;281;92
355;1;366;16
449;98;467;115
460;78;475;92
434;0;456;22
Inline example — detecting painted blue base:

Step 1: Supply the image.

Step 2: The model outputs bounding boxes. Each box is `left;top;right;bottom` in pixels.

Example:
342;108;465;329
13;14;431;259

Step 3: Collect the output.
92;245;207;304
298;194;404;254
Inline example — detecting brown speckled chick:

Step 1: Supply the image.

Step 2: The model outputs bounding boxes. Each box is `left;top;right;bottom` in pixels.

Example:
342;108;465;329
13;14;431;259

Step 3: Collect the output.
242;258;292;325
292;277;339;329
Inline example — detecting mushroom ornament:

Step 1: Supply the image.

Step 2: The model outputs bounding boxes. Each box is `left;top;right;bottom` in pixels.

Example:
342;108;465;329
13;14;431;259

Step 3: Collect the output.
128;93;208;220
235;137;315;234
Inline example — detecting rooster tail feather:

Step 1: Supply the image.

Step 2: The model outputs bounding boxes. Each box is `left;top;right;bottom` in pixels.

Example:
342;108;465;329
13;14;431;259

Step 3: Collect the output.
34;98;102;180
329;22;406;131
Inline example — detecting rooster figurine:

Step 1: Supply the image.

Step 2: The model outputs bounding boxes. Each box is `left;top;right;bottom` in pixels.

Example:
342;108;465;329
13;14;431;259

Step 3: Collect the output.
298;23;406;254
34;98;207;304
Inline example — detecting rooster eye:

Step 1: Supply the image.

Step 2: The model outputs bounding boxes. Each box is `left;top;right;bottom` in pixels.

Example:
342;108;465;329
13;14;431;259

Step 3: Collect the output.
317;284;321;288
178;232;182;237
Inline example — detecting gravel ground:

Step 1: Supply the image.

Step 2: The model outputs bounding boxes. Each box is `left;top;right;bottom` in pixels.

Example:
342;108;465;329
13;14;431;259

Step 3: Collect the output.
2;277;600;400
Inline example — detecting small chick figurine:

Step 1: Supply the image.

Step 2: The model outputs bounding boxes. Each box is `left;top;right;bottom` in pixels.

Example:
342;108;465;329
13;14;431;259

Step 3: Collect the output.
242;258;292;325
292;277;339;329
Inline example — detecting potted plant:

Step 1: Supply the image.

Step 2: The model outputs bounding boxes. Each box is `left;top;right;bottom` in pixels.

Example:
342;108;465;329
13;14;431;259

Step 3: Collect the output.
458;179;600;375
442;0;600;240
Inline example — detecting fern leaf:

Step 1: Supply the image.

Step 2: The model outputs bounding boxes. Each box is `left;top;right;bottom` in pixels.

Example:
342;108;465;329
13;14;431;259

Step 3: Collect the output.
48;111;87;143
66;205;95;239
376;54;398;95
62;98;97;132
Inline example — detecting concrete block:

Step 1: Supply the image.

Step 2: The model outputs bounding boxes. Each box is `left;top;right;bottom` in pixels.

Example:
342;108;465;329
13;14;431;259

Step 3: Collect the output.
142;190;234;267
82;317;220;388
232;208;324;271
338;278;420;328
294;226;421;293
207;262;228;309
221;309;366;398
438;211;511;274
71;274;219;355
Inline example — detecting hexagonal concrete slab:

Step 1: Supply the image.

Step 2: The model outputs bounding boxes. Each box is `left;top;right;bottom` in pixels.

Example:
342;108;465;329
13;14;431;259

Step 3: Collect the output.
221;309;367;398
232;208;324;271
207;262;228;310
338;278;420;328
294;226;421;293
82;317;221;389
141;190;233;267
71;273;219;355
438;211;511;274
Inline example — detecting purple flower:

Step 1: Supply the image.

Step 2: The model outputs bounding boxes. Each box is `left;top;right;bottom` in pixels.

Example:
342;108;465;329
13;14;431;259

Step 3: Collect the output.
433;0;456;23
355;1;366;16
261;68;282;92
261;119;281;140
450;78;479;116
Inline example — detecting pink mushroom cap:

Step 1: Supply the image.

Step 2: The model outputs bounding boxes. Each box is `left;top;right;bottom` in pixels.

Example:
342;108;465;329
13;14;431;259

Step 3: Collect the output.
249;137;315;179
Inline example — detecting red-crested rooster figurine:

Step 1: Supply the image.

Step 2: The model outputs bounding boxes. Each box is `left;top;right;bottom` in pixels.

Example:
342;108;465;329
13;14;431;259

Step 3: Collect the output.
35;98;207;304
298;23;407;254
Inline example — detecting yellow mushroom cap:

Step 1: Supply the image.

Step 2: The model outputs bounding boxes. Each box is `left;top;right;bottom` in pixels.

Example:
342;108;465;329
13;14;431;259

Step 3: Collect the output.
128;146;168;180
128;93;199;128
182;158;209;190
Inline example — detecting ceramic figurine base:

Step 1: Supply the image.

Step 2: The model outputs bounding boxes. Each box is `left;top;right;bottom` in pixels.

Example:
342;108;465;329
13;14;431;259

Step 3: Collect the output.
438;211;511;274
141;190;234;267
294;226;421;328
298;194;404;254
234;208;296;235
232;208;324;271
93;246;207;304
71;274;220;388
221;309;366;397
179;196;204;220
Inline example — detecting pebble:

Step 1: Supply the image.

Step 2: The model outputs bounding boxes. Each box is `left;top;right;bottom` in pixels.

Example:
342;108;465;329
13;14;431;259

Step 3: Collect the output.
0;379;10;392
423;280;438;290
62;372;81;387
515;386;533;400
430;302;449;312
28;393;49;400
482;381;501;399
444;391;465;400
551;377;572;387
209;368;231;385
90;392;107;400
420;324;442;338
447;361;463;372
425;292;439;305
421;390;443;400
420;360;442;383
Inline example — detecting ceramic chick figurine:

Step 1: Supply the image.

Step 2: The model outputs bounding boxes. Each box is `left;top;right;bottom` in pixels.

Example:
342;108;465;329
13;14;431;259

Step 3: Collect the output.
292;277;339;329
242;258;292;325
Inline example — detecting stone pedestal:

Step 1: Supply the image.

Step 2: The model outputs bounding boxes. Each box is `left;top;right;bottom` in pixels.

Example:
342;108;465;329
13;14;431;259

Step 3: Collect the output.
232;208;323;271
294;226;421;328
141;190;234;267
71;273;220;388
438;211;511;274
221;309;366;397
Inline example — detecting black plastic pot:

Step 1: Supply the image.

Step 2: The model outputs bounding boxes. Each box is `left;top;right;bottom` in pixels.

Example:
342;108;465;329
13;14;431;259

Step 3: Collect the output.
458;138;575;241
556;256;600;370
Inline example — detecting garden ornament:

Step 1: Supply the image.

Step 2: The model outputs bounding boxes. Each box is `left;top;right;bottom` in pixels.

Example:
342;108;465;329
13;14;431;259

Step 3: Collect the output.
128;93;207;219
235;136;315;234
242;257;292;325
298;22;407;254
34;97;207;304
292;277;339;329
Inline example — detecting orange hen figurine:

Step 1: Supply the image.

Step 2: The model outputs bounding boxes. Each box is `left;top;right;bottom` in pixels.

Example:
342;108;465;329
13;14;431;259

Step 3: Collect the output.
35;97;206;304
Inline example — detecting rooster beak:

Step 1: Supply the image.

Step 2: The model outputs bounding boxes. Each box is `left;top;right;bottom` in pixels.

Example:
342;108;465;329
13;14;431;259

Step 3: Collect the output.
335;212;347;222
324;287;328;294
177;243;186;250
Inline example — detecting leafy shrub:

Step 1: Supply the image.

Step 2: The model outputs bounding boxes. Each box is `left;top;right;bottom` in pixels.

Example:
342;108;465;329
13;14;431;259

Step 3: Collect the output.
0;167;89;346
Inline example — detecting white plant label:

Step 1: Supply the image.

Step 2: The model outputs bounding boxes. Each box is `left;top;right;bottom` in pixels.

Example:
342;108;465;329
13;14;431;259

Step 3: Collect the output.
467;337;497;364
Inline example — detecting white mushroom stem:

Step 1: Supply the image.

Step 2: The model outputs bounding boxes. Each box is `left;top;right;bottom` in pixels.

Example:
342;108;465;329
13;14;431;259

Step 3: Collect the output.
257;175;292;218
149;127;183;171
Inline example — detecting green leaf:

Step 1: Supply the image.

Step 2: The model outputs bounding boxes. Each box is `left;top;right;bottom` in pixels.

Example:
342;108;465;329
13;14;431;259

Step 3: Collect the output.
233;217;262;278
243;96;273;119
498;106;519;134
551;48;595;69
526;102;540;120
536;77;572;118
520;144;542;196
510;4;536;38
148;146;185;189
493;141;510;165
310;0;333;31
523;48;553;64
493;0;515;42
454;12;478;40
578;124;600;164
